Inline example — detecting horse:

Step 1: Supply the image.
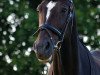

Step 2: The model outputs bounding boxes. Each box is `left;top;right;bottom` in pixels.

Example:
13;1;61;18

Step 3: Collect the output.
32;0;100;75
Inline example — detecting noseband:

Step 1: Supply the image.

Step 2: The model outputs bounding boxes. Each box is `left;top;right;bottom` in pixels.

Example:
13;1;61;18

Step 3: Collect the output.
33;1;74;50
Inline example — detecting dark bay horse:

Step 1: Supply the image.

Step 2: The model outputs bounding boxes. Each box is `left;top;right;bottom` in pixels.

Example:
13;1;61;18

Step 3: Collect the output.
33;0;100;75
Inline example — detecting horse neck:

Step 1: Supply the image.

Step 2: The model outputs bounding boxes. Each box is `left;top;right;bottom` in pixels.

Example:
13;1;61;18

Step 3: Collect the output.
60;15;79;75
77;38;100;75
52;14;79;75
52;51;63;75
59;13;100;75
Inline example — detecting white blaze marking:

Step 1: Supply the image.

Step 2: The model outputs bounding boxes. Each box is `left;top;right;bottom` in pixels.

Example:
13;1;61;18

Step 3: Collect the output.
46;1;57;21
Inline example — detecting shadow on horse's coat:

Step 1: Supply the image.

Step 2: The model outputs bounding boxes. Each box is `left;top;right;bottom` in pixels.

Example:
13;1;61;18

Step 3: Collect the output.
33;0;100;75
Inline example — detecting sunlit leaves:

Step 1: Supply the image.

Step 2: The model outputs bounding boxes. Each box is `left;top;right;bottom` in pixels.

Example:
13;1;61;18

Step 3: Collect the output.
74;0;100;50
0;0;43;75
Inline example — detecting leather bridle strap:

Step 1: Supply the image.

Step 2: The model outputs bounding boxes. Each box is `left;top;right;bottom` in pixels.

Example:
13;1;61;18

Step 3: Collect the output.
33;12;73;52
32;23;62;39
33;24;62;37
33;11;73;43
41;24;62;39
33;1;73;49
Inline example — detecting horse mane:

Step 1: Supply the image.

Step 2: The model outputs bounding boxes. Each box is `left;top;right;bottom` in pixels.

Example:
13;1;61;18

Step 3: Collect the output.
60;11;79;75
56;9;100;75
52;8;79;75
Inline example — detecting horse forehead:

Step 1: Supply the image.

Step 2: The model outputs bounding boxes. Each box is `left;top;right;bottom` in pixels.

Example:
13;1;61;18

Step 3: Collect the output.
46;1;57;9
46;1;57;20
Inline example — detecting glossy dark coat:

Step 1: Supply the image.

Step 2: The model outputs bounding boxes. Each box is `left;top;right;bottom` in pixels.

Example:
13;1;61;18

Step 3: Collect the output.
33;0;100;75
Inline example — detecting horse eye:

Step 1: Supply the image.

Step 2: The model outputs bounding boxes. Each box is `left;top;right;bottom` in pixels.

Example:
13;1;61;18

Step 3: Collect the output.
61;8;68;13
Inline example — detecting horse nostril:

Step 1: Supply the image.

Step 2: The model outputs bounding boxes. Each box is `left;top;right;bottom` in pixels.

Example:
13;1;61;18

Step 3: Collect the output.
33;41;50;52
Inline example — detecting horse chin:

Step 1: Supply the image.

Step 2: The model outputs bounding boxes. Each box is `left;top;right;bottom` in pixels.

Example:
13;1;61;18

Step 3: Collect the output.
38;55;52;63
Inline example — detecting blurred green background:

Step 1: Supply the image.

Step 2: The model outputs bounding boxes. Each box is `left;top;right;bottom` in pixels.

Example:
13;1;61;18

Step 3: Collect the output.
0;0;100;75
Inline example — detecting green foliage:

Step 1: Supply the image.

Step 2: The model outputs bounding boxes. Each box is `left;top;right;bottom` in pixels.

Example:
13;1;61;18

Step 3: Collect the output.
0;0;100;75
74;0;100;50
0;0;44;75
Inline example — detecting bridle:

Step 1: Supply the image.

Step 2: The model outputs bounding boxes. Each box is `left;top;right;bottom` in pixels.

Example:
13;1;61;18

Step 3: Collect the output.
33;2;74;74
33;1;74;51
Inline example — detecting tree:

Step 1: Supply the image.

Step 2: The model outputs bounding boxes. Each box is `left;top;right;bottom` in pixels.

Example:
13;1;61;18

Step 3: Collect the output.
74;0;100;50
0;0;44;75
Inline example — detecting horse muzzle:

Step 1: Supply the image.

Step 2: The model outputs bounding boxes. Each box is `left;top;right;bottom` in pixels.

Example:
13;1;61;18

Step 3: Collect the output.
33;40;53;62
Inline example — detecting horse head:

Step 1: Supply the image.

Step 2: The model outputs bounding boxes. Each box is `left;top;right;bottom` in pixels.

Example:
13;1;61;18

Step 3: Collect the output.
33;0;74;62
